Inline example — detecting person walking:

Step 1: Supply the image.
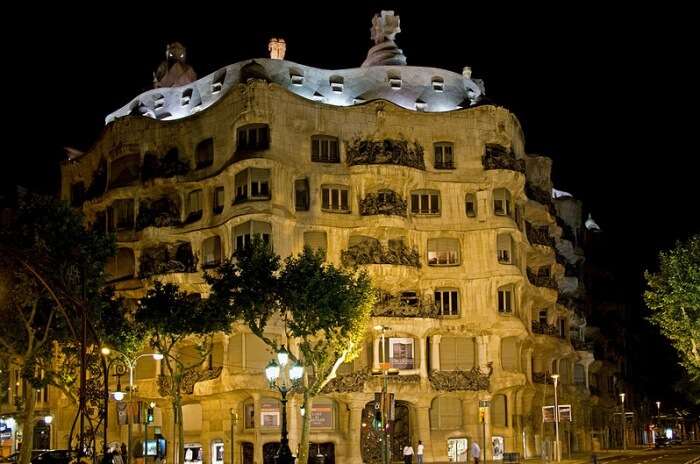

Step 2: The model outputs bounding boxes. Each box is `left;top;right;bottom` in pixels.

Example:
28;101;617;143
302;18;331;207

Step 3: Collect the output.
403;444;414;464
416;441;424;464
113;450;124;464
471;441;481;464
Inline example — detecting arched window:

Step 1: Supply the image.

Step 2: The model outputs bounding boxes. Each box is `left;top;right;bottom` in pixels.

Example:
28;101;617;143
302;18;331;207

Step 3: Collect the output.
439;337;476;370
491;394;507;427
195;138;214;169
465;193;477;217
493;188;512;216
501;337;519;372
106;248;135;281
429;397;462;430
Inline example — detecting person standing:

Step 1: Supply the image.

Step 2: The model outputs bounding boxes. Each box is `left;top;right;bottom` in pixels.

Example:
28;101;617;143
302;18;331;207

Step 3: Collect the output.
403;444;414;464
113;450;124;464
471;441;481;464
416;441;424;464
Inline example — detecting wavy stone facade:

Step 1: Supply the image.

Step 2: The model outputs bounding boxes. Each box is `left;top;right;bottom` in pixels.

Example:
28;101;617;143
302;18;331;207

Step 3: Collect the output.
53;47;603;464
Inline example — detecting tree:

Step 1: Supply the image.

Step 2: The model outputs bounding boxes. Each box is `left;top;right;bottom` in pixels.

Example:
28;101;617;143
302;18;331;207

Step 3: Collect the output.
135;281;236;464
206;239;375;464
644;234;700;384
0;193;140;464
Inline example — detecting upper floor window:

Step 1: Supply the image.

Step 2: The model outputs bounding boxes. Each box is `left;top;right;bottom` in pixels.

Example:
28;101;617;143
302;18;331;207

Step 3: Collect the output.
303;231;327;255
465;193;477;217
388;337;414;369
493;188;512;216
311;136;340;163
538;309;548;326
202;236;222;269
434;288;459;316
321;185;350;213
491;394;508;427
236;124;270;152
501;337;519;372
233;220;271;251
185;190;203;223
427;238;460;266
235;168;271;203
558;318;567;338
110;199;134;231
410;190;440;215
329;76;344;93
213;187;225;215
497;233;514;264
195;138;214;169
439;337;476;371
295;178;310;211
498;285;515;314
434;143;455;169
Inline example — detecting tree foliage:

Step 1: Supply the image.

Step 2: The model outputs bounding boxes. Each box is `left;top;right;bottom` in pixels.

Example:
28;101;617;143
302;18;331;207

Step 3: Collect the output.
644;234;700;383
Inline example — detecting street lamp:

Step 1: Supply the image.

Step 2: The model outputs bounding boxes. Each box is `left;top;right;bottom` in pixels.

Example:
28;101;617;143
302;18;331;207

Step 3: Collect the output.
102;347;164;464
551;374;561;463
265;345;304;464
619;393;626;450
230;409;238;464
373;325;392;464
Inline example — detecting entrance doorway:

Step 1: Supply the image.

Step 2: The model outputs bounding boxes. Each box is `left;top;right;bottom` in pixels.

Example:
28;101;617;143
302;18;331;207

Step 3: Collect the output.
262;442;280;464
360;401;411;464
241;442;254;464
33;423;50;450
309;443;335;464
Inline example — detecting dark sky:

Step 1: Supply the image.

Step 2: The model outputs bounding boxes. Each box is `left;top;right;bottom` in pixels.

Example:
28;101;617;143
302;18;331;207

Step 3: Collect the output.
6;4;699;404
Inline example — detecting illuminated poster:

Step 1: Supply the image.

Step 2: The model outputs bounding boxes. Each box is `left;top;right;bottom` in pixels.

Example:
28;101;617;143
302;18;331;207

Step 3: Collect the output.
184;443;203;464
260;399;280;428
447;438;468;462
491;436;504;461
310;403;333;428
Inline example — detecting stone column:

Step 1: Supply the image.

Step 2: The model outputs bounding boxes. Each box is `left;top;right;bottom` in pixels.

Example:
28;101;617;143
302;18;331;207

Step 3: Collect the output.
222;334;230;375
476;336;490;371
430;335;441;372
415;404;433;461
419;337;428;379
347;401;364;464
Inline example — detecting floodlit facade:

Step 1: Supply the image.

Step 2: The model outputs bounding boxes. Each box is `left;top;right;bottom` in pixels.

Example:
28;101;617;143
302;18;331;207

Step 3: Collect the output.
0;10;631;464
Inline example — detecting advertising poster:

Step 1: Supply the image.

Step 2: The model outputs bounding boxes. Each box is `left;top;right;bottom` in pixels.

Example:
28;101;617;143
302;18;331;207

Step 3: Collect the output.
491;436;504;461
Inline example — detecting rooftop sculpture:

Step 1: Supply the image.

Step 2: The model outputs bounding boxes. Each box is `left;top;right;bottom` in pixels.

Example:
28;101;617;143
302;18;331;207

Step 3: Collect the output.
362;10;407;67
153;42;197;88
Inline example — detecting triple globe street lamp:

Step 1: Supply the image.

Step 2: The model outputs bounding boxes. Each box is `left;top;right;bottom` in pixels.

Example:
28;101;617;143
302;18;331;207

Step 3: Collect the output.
264;345;304;464
101;347;163;464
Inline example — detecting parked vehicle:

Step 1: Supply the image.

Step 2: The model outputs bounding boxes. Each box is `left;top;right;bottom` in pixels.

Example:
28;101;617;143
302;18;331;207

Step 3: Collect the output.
654;437;669;448
668;436;682;445
30;450;79;464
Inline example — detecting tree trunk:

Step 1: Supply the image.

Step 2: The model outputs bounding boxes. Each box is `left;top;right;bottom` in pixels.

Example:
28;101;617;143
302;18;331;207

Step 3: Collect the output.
19;383;37;464
297;392;313;464
174;396;185;464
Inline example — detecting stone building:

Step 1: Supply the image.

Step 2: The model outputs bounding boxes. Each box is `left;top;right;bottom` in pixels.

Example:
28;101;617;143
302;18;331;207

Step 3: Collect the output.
17;10;615;464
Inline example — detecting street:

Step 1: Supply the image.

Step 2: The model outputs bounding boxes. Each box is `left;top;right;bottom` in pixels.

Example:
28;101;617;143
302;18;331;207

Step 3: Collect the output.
599;444;700;464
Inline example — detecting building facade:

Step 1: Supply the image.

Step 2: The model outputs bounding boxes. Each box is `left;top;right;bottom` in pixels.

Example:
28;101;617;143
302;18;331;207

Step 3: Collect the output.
23;10;623;464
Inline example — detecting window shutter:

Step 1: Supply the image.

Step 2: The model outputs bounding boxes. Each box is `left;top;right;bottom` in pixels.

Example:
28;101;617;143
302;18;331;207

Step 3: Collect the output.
439;337;457;370
501;337;518;371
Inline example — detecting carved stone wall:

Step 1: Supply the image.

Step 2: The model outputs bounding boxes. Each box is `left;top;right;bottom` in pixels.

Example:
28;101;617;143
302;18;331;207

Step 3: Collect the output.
346;138;425;170
428;363;492;391
142;150;190;181
372;290;438;317
482;144;525;173
526;221;555;247
341;239;420;267
531;321;558;336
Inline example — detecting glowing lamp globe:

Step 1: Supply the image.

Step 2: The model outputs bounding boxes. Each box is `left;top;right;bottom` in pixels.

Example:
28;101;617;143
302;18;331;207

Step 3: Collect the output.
289;362;304;381
277;346;289;367
265;360;280;382
113;391;125;401
152;353;164;361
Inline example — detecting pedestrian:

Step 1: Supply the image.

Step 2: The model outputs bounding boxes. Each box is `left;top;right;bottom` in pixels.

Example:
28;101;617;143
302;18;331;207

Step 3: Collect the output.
121;443;128;462
416;440;424;464
471;441;481;464
113;450;124;464
403;444;414;464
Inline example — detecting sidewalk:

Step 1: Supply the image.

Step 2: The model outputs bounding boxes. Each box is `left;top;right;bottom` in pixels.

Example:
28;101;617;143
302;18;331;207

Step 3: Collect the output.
522;447;652;464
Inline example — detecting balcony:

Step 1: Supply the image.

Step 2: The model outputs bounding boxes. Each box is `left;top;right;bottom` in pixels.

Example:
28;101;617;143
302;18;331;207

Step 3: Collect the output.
531;321;558;336
527;268;558;290
359;191;407;217
482;145;526;173
525;182;554;211
372;290;438;318
136;196;181;230
346;137;426;170
429;363;493;391
341;239;420;268
434;160;456;170
142;150;190;182
526;222;555;247
139;241;197;278
572;338;594;352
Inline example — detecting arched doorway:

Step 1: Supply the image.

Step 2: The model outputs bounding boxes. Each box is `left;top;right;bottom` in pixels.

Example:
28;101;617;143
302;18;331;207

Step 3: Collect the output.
360;401;411;464
241;442;254;464
262;442;280;464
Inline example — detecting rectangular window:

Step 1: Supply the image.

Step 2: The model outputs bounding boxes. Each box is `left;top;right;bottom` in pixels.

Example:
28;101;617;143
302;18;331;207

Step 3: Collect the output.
539;310;548;326
497;234;513;264
465;193;477;217
400;291;419;307
213;187;225;215
493;189;512;216
234;168;271;203
388;338;414;370
295;178;310;211
559;319;567;338
321;185;350;212
434;289;459;316
311;136;340;163
427;238;460;266
498;287;514;313
236;124;270;152
434;143;454;169
202;236;222;268
234;221;272;251
112;199;134;231
411;191;440;215
185;190;203;223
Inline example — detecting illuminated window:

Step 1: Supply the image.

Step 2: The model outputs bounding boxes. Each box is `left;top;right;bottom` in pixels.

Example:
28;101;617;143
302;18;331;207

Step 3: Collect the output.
498;285;515;314
234;168;271;203
427;238;460;266
434;142;454;169
497;234;514;264
465;193;477;217
181;88;193;106
311;136;340;163
411;190;440;215
321;185;350;213
493;188;512;216
289;69;304;86
434;289;459;316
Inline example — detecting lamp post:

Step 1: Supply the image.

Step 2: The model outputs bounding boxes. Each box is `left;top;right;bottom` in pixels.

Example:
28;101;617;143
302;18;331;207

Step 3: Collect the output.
230;409;238;464
373;325;392;464
102;347;164;464
619;393;626;450
551;374;561;462
265;345;304;464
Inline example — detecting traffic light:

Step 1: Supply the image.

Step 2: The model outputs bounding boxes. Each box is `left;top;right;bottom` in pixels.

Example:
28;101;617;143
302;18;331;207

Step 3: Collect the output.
146;406;154;424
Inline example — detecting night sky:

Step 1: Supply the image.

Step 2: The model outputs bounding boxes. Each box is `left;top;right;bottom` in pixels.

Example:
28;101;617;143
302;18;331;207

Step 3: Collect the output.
6;5;698;406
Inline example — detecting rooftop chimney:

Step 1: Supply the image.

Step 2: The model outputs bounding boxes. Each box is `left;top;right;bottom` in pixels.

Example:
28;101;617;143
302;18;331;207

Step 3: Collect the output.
462;66;472;79
269;38;286;60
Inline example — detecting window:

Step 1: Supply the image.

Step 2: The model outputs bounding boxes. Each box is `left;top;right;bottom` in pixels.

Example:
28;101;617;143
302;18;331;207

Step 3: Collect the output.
538;309;548;326
400;291;420;307
558;318;567;338
303;231;327;254
329;75;344;93
439;337;475;370
427;238;460;266
185;190;203;223
234;220;271;251
321;185;350;212
434;143;455;169
195;138;214;169
311;136;340;163
388;72;402;89
213;187;224;215
290;69;304;86
110;199;134;231
429;397;462;430
109;154;141;189
388;338;414;369
181;88;193;106
105;248;135;281
202;236;222;268
234;168;271;203
295;178;310;211
491;394;508;427
465;193;477;217
411;190;440;215
236;124;270;152
574;364;586;385
493;188;512;216
70;182;85;208
309;399;336;429
497;233;513;264
501;337;519;372
212;69;226;93
498;285;514;314
431;77;444;92
434;289;459;316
